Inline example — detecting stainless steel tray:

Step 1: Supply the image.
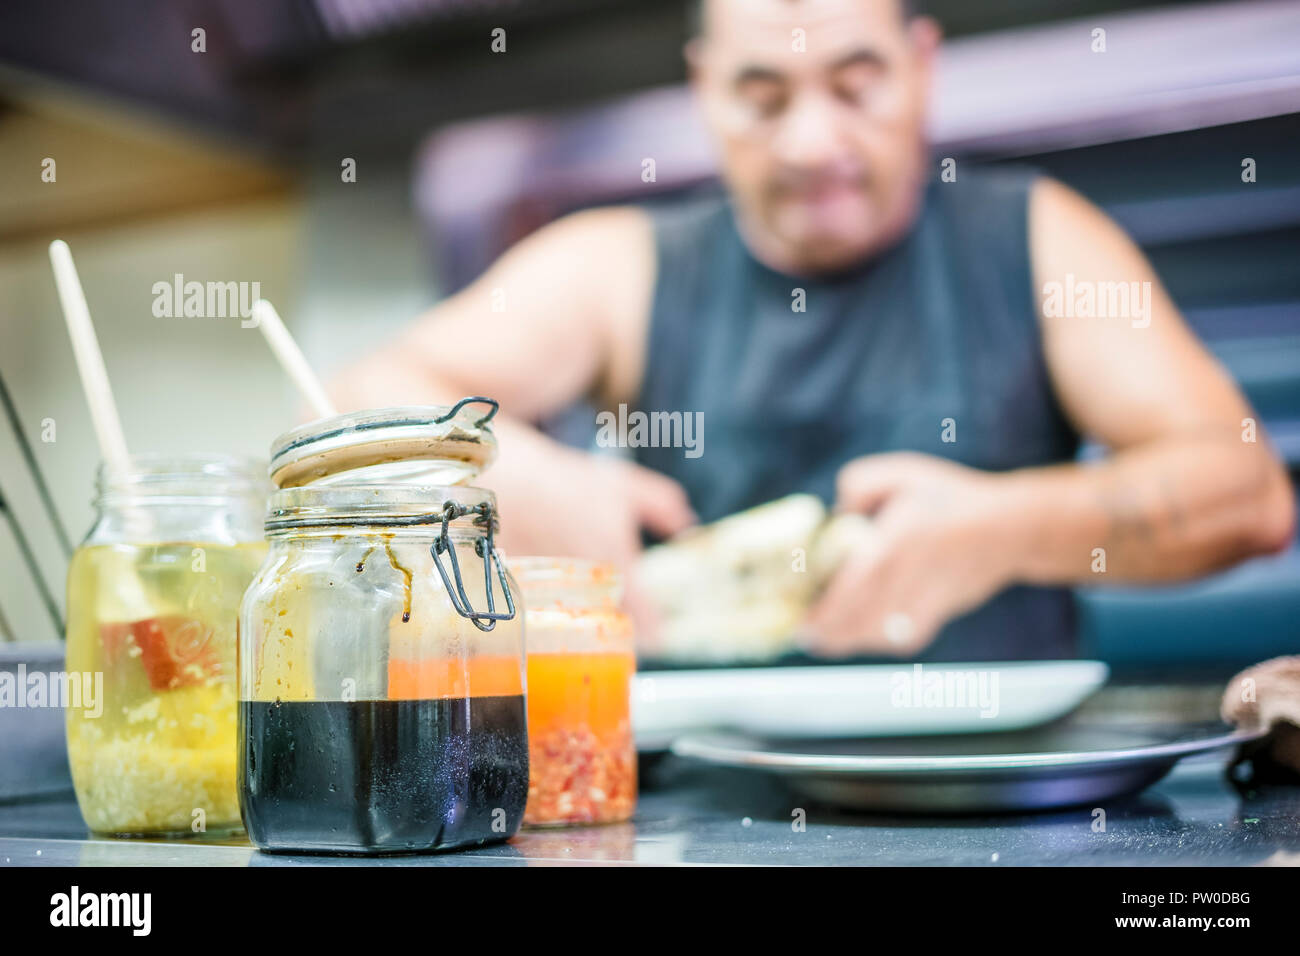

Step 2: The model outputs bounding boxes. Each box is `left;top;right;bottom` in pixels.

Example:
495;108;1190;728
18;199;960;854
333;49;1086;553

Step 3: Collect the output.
671;720;1264;813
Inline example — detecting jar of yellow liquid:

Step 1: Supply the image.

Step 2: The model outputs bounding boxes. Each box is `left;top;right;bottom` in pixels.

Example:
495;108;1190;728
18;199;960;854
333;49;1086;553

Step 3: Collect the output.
65;455;266;837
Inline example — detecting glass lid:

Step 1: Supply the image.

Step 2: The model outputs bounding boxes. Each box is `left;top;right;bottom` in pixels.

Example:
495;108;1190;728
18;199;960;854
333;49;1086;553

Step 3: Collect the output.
268;397;500;489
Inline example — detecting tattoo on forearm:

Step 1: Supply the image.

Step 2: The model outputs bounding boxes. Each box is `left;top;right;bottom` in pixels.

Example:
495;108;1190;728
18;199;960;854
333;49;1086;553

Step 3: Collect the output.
1097;482;1157;547
1094;431;1273;572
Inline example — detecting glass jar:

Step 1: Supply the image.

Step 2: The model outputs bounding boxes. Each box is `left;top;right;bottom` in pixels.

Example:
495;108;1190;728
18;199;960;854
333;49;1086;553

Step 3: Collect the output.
239;401;528;854
514;557;636;826
64;454;267;837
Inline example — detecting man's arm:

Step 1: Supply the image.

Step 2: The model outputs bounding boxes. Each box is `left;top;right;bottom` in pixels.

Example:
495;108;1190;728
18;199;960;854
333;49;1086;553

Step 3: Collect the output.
330;205;653;418
328;206;696;561
1008;177;1294;582
804;178;1294;655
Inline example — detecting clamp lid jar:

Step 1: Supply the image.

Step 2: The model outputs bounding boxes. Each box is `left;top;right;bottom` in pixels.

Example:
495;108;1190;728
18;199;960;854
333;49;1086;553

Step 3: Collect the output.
239;398;527;855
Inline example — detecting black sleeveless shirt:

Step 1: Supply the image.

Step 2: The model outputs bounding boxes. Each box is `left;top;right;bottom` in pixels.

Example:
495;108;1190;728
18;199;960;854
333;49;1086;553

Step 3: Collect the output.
632;167;1081;661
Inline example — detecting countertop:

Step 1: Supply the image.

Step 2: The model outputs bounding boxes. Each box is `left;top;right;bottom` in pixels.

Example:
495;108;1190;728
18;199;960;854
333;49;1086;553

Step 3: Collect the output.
3;751;1299;867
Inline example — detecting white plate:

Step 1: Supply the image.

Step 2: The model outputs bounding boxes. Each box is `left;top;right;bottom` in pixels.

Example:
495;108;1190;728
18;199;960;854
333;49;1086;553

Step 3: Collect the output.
633;660;1109;750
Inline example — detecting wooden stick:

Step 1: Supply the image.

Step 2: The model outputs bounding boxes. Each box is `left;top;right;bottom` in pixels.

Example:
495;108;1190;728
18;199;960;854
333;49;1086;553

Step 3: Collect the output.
250;299;337;420
49;240;131;476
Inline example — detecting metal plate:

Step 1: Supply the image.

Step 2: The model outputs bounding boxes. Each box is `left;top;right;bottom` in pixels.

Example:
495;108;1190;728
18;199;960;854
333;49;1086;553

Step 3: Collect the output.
671;720;1266;813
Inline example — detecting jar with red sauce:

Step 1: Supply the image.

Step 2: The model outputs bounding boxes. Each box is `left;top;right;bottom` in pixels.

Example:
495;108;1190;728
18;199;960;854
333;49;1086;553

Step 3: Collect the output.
513;557;636;826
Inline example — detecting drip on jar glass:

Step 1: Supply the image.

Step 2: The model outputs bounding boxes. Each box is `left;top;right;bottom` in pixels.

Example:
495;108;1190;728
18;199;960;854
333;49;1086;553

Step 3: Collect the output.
514;557;637;826
64;455;267;837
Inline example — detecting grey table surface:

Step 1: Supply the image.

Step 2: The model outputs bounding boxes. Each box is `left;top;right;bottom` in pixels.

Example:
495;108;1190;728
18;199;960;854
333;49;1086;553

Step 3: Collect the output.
2;750;1299;867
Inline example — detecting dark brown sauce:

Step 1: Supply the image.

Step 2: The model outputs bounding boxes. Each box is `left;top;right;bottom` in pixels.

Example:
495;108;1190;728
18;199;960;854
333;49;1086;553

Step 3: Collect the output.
239;696;528;854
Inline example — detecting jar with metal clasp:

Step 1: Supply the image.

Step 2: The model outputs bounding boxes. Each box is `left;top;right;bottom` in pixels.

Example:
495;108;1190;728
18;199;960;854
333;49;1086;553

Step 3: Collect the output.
237;397;527;854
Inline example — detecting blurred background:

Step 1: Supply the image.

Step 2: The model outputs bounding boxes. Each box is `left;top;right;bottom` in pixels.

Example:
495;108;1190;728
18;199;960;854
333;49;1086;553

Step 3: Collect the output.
0;0;1296;671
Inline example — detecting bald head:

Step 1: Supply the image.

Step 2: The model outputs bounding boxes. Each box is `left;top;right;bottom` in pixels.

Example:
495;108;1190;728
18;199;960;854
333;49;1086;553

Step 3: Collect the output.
690;0;920;38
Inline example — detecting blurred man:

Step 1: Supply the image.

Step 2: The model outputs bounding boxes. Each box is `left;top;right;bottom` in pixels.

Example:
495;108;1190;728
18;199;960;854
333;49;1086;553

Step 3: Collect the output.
332;0;1294;660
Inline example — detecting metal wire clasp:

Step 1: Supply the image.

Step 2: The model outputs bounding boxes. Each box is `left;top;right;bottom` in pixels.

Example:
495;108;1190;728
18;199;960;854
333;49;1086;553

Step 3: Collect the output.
434;395;499;429
429;500;516;631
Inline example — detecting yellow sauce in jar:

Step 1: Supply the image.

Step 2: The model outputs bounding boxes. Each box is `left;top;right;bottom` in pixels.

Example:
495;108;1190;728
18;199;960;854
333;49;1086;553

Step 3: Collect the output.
65;541;265;836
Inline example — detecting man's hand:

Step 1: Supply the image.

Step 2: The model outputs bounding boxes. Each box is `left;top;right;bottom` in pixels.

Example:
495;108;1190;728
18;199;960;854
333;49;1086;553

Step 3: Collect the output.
485;437;696;649
802;452;1016;657
491;442;696;567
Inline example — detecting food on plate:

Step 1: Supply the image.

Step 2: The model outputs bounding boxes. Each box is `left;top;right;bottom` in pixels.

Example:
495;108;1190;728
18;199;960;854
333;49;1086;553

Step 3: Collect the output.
637;495;872;662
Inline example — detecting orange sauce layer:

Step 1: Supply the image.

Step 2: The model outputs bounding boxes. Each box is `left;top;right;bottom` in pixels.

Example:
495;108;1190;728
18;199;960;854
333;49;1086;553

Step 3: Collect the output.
388;654;523;700
525;651;634;738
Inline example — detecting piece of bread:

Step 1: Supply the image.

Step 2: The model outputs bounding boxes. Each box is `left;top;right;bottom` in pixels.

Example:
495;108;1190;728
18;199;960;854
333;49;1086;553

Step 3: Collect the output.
638;495;873;663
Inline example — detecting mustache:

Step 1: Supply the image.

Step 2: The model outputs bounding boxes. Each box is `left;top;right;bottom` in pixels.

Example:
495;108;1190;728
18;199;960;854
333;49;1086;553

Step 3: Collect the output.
768;164;870;194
